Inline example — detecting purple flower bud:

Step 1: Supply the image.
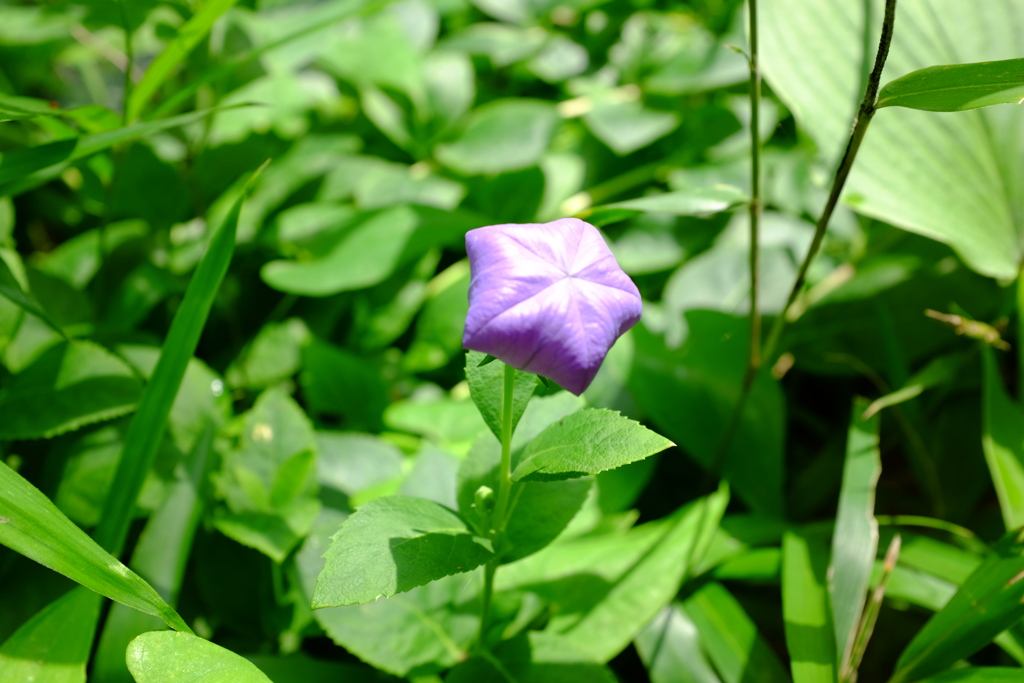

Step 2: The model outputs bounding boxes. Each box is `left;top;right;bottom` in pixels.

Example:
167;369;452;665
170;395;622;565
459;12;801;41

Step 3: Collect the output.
462;217;642;395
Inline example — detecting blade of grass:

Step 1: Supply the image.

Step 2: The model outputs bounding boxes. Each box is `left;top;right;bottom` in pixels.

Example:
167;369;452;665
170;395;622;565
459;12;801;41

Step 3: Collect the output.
782;531;837;683
685;582;791;683
93;422;215;682
0;249;67;339
849;534;900;677
891;529;1024;683
981;347;1024;531
0;107;235;197
0;587;101;682
126;0;240;122
831;397;881;681
0;461;188;631
151;0;387;120
93;163;265;557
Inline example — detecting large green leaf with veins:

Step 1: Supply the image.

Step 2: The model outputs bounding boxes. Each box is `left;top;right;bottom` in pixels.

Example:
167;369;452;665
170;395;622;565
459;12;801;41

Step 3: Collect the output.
761;0;1024;279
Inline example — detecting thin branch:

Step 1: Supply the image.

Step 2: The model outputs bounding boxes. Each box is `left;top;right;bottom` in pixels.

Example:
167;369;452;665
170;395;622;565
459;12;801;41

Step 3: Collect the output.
747;0;763;375
763;0;897;361
707;0;899;479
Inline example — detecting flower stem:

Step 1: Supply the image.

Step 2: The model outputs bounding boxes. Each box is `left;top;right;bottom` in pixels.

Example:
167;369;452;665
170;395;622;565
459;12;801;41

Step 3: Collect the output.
477;362;517;649
491;362;517;531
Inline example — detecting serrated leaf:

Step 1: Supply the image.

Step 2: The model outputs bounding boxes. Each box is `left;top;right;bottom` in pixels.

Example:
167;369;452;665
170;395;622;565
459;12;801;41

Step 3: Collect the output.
0;461;189;632
892;529;1024;683
126;631;271;683
512;408;673;482
312;495;493;607
503;477;592;563
877;58;1024;112
297;509;481;676
465;350;538;442
0;340;143;440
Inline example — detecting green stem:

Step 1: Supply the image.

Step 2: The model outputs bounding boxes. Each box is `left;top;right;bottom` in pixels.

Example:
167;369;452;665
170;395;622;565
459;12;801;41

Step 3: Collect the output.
477;363;517;649
491;363;517;531
708;0;898;478
747;0;762;375
1017;269;1024;394
763;0;897;362
117;0;134;123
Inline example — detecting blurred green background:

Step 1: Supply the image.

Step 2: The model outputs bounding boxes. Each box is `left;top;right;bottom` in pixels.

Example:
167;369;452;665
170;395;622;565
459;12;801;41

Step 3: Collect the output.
2;0;1023;680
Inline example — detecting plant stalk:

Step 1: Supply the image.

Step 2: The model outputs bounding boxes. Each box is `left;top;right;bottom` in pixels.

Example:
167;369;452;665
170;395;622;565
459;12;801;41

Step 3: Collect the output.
709;0;898;478
478;362;517;649
747;0;763;375
492;363;517;531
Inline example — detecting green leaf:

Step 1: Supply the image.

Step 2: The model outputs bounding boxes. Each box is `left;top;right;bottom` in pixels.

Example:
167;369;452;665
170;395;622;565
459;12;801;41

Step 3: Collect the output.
497;485;729;662
436;99;558;175
877;58;1024;112
0;461;189;631
151;0;376;120
126;631;272;683
635;604;722;683
0;249;67;338
447;633;619;683
502;477;593;563
830;397;881;673
300;341;388;430
782;531;837;683
226;318;311;390
297;509;481;676
0;108;231;197
630;314;785;516
93;169;257;557
917;670;1024;683
0;587;100;683
0;94;62;122
214;387;320;562
892;529;1024;683
261;205;474;296
760;0;1024;279
93;424;215;682
583;96;681;155
512;408;674;482
0;340;143;440
981;348;1024;531
466;350;539;442
589;185;747;225
863;354;962;418
685;582;791;683
127;0;241;122
405;261;471;372
312;495;493;607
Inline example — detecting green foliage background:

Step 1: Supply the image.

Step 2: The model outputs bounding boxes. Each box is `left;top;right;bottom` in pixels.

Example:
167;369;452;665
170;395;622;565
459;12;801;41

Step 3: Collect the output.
1;0;1024;681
